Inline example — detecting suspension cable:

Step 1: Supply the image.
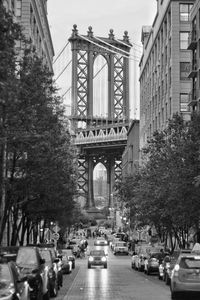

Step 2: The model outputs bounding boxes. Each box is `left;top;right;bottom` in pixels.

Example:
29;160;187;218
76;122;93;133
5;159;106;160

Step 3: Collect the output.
62;86;72;98
78;34;140;62
54;59;72;82
93;62;107;79
94;36;141;60
53;41;70;65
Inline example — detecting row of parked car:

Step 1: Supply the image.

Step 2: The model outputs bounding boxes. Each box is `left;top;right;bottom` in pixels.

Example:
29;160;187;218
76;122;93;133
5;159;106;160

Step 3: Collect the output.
0;243;76;300
131;243;200;299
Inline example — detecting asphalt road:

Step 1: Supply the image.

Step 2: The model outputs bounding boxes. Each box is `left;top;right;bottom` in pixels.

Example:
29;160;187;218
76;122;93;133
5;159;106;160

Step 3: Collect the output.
56;239;199;300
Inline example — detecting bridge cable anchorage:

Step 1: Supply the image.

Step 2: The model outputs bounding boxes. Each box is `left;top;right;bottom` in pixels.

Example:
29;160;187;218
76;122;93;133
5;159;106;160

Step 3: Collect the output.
54;59;72;82
53;41;70;65
77;34;140;62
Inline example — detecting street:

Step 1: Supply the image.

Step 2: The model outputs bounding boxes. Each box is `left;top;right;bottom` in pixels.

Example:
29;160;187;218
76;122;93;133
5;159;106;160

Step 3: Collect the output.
58;239;173;300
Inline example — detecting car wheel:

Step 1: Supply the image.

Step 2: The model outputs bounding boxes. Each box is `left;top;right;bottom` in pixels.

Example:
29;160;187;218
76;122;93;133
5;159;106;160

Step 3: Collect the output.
72;262;75;269
131;263;134;269
88;264;91;269
147;268;150;275
104;264;107;269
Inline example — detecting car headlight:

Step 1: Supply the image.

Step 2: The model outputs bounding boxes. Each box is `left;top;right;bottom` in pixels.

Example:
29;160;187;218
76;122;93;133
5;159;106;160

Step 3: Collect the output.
101;257;107;262
89;257;94;262
96;241;100;244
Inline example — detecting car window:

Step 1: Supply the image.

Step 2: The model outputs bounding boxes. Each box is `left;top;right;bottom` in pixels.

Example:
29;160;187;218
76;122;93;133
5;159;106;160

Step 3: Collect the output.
16;248;38;266
0;264;12;290
179;257;200;269
90;250;105;256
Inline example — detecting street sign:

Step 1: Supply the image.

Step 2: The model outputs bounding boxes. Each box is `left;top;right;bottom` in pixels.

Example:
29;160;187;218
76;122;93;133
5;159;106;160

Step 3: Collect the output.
52;232;60;240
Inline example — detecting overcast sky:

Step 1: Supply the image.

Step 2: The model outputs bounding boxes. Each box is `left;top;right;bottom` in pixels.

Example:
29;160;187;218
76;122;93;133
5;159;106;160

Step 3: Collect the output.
47;0;157;118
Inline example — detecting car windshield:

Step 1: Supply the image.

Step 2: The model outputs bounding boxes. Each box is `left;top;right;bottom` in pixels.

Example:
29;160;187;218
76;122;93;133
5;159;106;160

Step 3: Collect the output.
16;248;38;266
90;250;105;256
179;256;200;269
0;264;12;290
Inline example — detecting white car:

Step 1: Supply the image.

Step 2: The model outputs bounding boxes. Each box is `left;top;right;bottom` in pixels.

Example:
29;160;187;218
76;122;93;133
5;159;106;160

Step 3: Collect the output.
113;241;129;255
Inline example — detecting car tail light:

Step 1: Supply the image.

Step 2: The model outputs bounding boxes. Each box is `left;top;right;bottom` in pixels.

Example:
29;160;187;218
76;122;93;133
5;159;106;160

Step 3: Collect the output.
173;264;180;277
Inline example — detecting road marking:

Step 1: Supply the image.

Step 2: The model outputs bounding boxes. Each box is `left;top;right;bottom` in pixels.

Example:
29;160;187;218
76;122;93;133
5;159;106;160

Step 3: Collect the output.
63;265;81;300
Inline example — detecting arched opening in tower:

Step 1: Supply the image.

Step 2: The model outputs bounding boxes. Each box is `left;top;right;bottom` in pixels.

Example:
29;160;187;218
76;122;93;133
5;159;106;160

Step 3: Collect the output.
93;55;108;118
93;162;108;209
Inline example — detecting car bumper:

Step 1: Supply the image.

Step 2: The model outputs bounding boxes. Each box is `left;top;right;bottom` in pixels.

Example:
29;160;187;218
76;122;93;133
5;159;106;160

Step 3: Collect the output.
171;278;200;292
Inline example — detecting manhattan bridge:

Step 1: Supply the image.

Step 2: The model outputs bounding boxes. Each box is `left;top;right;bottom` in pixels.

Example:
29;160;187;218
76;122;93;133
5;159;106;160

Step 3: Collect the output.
53;25;141;215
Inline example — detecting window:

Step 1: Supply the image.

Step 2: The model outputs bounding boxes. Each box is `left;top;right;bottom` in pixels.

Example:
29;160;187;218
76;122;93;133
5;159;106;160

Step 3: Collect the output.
180;94;189;112
180;32;189;49
180;4;193;22
15;0;22;17
180;62;190;80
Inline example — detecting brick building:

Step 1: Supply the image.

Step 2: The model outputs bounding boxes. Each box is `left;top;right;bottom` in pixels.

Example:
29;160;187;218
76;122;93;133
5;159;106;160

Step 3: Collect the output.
139;0;194;150
3;0;54;71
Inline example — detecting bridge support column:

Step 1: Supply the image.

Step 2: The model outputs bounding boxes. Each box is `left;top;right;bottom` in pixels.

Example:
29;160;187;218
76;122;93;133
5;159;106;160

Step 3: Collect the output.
108;157;115;208
87;156;95;208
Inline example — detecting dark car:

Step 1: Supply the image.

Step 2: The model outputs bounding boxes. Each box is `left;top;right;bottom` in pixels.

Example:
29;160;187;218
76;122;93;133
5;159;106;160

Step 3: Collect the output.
88;250;107;269
16;246;49;300
39;248;58;297
0;260;29;300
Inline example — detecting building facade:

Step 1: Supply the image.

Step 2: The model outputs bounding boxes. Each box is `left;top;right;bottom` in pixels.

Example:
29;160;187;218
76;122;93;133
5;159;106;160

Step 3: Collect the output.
122;120;139;176
188;0;200;112
3;0;54;71
139;0;194;150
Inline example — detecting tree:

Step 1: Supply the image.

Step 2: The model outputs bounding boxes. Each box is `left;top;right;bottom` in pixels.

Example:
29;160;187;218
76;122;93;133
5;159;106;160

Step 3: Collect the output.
0;4;78;245
117;113;200;250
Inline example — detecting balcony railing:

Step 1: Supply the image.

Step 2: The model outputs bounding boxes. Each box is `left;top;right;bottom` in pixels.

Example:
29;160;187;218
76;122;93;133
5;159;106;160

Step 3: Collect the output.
188;30;197;50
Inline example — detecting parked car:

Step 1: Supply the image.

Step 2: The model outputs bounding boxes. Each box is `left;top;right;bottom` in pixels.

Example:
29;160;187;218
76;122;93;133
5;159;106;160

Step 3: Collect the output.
144;252;162;275
160;251;180;285
94;237;108;246
113;241;129;255
59;249;75;269
0;258;30;300
16;246;49;300
39;248;58;297
57;254;72;274
170;252;200;299
135;253;146;271
38;244;63;290
88;250;107;269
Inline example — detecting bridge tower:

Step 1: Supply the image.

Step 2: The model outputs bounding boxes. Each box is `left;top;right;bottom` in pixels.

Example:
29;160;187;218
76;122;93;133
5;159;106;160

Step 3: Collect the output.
69;25;132;211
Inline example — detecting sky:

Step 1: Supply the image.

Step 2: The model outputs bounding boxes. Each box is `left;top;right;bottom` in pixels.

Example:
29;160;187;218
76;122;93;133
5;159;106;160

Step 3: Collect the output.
47;0;157;118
